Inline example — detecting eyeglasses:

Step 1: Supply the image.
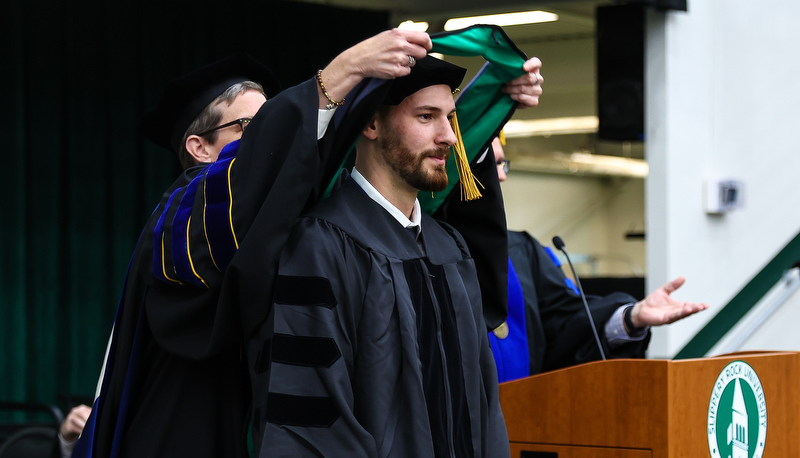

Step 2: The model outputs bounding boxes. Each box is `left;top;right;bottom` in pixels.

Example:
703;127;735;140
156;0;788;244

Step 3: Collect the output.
496;159;511;174
195;117;253;137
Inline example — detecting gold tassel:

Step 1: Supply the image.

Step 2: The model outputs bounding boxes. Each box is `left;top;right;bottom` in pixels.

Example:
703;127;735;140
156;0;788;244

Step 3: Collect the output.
498;128;506;146
451;112;483;201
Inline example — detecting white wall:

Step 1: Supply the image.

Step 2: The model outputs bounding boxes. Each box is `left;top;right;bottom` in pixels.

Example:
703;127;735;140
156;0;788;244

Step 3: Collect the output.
645;1;800;358
503;172;645;277
499;30;647;279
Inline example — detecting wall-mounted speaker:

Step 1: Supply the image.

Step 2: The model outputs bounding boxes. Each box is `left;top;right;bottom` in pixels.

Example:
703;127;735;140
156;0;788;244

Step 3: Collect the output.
619;0;687;11
596;4;645;141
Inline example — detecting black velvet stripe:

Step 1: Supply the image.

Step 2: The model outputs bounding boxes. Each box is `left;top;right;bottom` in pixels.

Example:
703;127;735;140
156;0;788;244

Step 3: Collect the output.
402;260;449;458
403;259;474;458
255;334;342;374
274;275;337;308
272;333;341;368
265;392;340;428
427;262;472;457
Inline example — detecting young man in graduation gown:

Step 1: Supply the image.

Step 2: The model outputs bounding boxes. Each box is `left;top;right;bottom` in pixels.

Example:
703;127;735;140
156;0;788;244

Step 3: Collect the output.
255;56;512;457
488;137;709;382
74;29;436;458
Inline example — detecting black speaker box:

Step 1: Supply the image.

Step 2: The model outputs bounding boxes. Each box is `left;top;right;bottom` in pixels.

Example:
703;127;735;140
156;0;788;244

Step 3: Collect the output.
596;4;645;141
623;0;687;11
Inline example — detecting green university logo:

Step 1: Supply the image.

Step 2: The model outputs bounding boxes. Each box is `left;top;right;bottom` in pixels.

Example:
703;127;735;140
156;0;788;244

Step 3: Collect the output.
707;361;767;458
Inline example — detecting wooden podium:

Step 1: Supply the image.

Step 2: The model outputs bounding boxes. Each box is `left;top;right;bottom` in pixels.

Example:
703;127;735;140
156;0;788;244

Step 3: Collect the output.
499;351;800;457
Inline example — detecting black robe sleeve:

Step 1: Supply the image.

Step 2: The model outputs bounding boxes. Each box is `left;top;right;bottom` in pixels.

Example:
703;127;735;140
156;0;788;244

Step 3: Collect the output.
434;145;509;332
142;78;344;357
256;216;378;457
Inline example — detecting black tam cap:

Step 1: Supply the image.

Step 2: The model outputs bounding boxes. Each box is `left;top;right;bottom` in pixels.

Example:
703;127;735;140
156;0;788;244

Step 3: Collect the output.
384;55;466;105
141;52;281;153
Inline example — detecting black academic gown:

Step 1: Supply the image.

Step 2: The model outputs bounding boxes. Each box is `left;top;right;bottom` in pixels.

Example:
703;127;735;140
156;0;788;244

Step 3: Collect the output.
507;230;649;375
251;177;509;458
75;78;341;458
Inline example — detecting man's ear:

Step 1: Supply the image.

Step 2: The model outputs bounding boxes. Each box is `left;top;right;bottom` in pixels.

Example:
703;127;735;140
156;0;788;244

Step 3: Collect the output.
185;135;213;163
362;115;380;141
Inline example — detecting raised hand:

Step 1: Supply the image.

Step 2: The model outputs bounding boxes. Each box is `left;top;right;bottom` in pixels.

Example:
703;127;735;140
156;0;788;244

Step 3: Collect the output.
316;29;433;109
60;404;92;442
502;57;544;108
630;277;709;329
340;28;432;80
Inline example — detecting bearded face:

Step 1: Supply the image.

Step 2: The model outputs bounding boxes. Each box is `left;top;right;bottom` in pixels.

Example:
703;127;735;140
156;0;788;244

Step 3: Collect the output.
378;122;450;192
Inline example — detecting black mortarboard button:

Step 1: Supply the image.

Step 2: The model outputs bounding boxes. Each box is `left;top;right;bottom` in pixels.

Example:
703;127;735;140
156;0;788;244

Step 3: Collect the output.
383;55;466;105
141;52;280;153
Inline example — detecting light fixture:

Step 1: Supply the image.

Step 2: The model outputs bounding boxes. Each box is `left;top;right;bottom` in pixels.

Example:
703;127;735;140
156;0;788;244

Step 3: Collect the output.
512;151;649;178
503;116;599;137
444;10;558;31
398;20;430;32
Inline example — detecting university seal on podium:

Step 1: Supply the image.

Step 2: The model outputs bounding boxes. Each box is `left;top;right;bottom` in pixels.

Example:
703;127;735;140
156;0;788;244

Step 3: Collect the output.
707;360;767;458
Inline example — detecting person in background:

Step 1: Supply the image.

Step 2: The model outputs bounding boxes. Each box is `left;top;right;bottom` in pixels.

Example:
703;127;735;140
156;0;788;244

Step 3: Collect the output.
58;404;91;458
490;135;709;381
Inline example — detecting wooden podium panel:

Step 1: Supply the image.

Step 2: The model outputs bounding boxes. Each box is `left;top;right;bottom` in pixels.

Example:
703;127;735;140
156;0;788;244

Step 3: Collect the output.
510;443;652;457
499;351;800;457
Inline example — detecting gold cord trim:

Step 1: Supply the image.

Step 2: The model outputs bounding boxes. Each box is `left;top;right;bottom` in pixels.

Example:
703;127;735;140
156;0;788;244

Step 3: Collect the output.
451;112;483;201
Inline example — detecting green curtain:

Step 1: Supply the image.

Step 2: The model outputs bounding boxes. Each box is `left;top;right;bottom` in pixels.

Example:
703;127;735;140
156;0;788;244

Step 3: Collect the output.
0;0;388;412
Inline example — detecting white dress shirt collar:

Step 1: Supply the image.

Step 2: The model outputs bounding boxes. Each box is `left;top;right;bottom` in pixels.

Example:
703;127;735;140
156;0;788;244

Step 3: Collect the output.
351;168;422;235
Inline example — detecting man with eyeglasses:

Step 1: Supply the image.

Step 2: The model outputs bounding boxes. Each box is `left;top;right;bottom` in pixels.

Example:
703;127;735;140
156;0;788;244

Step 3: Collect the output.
74;29;437;458
487;136;709;382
